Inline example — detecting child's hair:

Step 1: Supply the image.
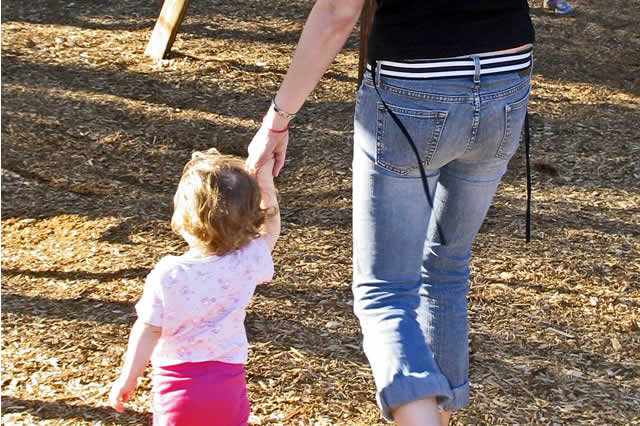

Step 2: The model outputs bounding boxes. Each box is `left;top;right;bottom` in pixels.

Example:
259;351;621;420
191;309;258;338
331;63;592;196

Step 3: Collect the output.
171;148;266;256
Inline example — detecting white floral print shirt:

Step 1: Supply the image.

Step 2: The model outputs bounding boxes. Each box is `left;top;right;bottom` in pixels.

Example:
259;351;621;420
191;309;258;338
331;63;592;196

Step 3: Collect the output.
135;238;274;366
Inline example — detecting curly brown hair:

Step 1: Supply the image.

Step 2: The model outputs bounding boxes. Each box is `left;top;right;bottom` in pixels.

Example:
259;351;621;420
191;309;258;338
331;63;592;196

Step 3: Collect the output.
171;149;266;256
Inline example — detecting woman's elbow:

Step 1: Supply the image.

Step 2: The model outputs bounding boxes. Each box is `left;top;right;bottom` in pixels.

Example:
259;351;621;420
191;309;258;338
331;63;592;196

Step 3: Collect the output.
323;0;365;29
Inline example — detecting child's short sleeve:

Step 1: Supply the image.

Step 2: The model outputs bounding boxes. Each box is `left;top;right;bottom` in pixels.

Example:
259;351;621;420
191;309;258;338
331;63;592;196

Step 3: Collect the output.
135;266;165;327
254;238;275;285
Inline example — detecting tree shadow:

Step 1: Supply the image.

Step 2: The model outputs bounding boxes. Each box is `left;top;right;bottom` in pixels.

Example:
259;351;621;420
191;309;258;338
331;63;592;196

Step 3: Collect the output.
0;0;315;29
1;56;355;134
2;292;139;325
484;198;640;238
0;286;365;366
1;395;150;425
467;324;639;420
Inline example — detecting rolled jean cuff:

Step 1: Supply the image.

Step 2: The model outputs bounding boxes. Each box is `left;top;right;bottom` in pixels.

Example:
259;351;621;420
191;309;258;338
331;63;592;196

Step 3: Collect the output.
377;373;454;421
438;380;470;412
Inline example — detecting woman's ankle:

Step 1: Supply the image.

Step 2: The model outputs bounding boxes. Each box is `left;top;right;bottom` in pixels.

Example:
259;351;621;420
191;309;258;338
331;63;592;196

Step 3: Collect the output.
440;411;451;426
392;397;440;426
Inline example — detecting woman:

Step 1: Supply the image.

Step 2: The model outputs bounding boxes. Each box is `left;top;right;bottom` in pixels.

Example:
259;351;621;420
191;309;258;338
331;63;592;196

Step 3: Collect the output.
246;1;535;424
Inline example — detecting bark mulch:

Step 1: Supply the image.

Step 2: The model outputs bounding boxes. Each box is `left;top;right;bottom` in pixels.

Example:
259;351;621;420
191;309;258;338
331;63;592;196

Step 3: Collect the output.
2;0;639;424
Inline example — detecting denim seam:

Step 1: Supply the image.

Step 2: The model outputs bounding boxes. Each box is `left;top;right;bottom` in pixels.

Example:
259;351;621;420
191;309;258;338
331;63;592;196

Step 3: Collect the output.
382;84;470;103
496;87;531;159
439;380;470;411
364;77;470;104
464;86;481;154
365;76;530;104
480;79;530;102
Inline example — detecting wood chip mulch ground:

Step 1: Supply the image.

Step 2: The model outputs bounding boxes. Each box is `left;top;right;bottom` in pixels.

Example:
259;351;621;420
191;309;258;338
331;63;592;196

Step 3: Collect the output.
1;0;639;424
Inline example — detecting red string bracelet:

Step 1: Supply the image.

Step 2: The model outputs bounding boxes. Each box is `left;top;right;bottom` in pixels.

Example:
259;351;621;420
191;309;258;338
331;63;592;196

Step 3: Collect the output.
262;115;289;133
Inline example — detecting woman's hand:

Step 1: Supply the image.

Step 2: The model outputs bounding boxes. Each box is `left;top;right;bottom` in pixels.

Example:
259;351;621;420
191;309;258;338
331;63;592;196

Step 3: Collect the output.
247;0;364;176
247;111;290;177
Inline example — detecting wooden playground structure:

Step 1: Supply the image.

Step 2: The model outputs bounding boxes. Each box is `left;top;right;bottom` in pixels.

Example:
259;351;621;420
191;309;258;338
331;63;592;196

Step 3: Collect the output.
145;0;377;80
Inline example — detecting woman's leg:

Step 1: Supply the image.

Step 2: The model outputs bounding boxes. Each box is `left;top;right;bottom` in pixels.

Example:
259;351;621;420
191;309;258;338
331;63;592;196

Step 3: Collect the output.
419;69;531;413
417;160;507;413
352;122;453;422
392;397;441;426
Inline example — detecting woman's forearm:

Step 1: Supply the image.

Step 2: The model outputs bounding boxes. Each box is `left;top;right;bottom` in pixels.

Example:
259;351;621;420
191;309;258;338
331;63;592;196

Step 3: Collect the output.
248;0;365;175
271;0;364;117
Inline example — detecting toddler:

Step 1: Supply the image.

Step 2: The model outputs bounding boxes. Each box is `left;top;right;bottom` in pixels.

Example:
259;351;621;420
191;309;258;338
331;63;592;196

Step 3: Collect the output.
109;148;280;425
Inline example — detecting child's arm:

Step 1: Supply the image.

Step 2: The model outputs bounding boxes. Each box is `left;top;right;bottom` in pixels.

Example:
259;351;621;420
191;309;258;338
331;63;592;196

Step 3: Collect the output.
256;157;281;252
109;319;162;413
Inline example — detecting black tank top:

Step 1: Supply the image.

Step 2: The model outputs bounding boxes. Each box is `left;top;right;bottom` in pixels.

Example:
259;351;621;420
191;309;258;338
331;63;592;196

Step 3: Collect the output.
367;0;535;62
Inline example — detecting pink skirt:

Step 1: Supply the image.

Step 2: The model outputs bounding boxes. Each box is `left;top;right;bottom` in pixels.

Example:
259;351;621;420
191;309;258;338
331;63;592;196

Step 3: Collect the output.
152;360;249;426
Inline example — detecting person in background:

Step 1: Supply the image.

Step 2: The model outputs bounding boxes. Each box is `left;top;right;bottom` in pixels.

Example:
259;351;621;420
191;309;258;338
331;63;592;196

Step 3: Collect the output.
109;149;280;425
246;1;534;424
544;0;575;14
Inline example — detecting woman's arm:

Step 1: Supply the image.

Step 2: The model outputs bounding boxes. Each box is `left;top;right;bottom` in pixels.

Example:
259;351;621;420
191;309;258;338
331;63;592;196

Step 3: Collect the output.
109;319;162;413
247;0;365;175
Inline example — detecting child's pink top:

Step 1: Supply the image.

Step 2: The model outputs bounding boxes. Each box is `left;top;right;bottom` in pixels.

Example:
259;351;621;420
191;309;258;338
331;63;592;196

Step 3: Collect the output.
135;238;273;367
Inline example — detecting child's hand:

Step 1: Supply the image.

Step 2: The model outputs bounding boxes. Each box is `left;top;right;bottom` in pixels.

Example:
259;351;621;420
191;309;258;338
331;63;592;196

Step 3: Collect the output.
109;377;137;413
256;156;276;191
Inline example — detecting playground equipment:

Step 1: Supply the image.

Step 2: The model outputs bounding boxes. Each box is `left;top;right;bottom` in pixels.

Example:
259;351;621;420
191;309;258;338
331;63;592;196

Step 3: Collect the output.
145;0;377;82
145;0;191;60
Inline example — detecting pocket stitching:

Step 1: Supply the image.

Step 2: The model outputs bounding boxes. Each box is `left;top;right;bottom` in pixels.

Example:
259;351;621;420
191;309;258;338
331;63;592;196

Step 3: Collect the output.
496;88;530;159
375;102;448;175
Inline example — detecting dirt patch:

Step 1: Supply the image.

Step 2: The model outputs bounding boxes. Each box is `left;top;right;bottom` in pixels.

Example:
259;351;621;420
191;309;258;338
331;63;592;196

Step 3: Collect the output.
2;0;639;424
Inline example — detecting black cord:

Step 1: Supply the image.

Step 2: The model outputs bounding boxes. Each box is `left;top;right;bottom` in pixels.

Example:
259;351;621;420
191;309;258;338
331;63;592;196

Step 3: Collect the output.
524;111;532;243
372;73;447;245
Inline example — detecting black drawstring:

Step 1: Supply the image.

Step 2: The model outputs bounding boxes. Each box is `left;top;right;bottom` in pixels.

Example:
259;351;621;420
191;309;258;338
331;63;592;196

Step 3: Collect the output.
524;111;532;243
371;68;447;245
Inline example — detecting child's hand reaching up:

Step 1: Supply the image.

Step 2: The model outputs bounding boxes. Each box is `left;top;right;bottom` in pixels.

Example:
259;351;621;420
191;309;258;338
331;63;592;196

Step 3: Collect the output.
253;155;280;252
256;156;276;193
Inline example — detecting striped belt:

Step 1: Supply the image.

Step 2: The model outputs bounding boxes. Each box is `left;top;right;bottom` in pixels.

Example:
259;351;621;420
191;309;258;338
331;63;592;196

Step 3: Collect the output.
367;47;532;80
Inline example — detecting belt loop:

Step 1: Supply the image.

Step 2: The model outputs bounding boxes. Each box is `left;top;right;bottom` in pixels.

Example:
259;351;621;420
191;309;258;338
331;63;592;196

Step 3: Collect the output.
472;56;481;85
375;61;381;89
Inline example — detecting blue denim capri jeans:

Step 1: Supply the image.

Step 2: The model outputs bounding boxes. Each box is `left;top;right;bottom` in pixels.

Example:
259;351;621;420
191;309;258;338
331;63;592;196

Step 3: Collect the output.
352;57;531;420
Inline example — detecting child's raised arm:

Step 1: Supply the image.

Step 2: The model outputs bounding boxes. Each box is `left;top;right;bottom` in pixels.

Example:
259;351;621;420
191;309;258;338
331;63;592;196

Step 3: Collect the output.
109;319;161;413
256;157;280;252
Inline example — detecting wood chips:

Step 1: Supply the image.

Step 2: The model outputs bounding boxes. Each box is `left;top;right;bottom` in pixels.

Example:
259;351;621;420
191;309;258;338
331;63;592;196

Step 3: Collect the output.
1;0;639;424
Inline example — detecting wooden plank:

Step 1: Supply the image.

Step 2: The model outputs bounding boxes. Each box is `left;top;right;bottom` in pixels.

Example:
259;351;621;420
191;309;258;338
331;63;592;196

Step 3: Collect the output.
358;0;377;84
145;0;191;60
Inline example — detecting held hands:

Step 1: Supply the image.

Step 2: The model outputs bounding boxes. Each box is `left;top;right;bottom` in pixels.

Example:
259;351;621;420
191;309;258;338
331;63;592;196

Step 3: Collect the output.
109;377;137;413
247;110;290;177
256;156;276;193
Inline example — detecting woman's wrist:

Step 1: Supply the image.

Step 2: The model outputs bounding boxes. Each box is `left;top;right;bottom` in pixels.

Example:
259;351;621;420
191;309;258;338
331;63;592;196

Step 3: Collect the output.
262;106;291;131
271;97;297;120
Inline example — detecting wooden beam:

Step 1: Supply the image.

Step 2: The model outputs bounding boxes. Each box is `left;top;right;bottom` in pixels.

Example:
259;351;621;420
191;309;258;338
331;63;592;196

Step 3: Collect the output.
145;0;191;60
358;0;377;84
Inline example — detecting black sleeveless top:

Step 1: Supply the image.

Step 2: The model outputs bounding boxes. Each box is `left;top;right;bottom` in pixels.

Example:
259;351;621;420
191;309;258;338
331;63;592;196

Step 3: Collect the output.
367;0;535;62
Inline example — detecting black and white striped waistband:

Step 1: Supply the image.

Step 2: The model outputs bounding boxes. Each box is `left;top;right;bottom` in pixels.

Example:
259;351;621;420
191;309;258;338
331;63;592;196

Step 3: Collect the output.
367;47;532;80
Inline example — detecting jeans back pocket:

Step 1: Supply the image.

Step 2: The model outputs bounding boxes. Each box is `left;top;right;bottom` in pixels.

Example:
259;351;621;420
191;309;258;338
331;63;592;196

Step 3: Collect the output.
496;88;530;160
376;102;448;176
